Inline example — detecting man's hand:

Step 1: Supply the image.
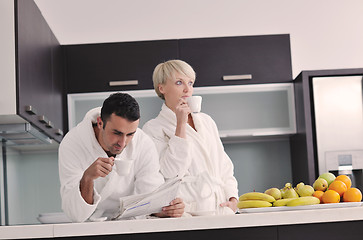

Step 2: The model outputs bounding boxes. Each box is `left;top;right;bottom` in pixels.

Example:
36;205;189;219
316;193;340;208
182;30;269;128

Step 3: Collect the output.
154;198;185;218
220;197;238;212
80;157;114;204
83;157;115;181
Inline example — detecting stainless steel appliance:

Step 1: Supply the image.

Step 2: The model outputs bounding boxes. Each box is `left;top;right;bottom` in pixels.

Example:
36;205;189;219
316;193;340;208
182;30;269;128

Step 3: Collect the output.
312;75;363;188
290;68;363;187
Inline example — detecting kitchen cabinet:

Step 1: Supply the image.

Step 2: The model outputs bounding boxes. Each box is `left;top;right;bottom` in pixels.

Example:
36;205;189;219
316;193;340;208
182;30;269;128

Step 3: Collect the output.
15;0;64;142
290;68;363;185
67;83;296;141
64;40;179;93
178;34;292;87
64;34;292;94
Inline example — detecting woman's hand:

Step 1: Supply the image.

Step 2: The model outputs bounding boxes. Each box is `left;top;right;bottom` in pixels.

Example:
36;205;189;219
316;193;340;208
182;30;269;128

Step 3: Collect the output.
220;197;238;212
174;98;190;138
154;198;185;218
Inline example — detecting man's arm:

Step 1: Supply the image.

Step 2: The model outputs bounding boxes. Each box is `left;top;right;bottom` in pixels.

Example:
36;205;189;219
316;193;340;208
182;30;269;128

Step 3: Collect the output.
80;157;114;204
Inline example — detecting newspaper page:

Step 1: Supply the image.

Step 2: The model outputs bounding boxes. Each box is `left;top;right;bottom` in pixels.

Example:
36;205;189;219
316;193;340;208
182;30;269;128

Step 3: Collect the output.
112;177;181;219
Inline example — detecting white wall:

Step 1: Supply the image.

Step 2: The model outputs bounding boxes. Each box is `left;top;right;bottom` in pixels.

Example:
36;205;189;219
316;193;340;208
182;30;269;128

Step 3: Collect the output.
35;0;363;78
0;0;16;115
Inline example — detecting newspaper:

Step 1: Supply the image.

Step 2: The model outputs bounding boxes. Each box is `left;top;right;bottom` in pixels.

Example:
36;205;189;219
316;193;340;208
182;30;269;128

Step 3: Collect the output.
112;177;182;220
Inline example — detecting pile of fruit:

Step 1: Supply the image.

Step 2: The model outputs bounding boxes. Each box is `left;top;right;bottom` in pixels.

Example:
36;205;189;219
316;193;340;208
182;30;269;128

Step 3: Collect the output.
237;172;362;209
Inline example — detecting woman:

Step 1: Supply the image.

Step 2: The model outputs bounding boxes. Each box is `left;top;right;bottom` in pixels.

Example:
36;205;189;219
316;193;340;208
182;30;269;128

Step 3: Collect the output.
143;60;238;215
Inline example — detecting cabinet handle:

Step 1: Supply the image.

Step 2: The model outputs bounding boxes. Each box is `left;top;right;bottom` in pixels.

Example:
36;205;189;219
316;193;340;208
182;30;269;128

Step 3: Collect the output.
38;115;48;124
45;120;54;128
54;129;63;136
109;80;138;86
223;74;252;81
25;105;37;115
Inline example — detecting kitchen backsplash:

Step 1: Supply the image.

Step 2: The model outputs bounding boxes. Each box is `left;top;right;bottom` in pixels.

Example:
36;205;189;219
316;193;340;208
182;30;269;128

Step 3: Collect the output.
3;147;61;225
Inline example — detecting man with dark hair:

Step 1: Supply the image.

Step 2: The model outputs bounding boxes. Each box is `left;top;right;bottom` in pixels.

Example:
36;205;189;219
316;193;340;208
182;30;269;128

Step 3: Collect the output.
59;93;184;222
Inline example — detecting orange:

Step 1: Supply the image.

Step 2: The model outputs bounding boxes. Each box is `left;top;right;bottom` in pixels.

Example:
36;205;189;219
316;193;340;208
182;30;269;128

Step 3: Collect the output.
312;190;324;202
342;188;362;202
313;190;324;202
335;175;352;189
322;190;340;203
328;180;347;197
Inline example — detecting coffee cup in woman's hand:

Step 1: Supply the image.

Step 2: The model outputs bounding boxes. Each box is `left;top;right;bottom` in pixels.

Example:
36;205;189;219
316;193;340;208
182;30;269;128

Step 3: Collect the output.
187;96;202;113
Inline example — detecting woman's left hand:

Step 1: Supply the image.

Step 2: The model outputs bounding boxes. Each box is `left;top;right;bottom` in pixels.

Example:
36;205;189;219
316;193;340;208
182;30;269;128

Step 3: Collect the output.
220;197;238;212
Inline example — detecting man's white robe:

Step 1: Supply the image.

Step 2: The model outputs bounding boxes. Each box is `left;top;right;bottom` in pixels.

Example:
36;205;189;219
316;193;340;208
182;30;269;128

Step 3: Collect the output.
59;107;164;222
143;104;238;215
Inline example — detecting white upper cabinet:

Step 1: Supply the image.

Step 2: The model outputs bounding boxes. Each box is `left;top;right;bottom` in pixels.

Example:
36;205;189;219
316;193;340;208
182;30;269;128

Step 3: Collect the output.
68;83;296;142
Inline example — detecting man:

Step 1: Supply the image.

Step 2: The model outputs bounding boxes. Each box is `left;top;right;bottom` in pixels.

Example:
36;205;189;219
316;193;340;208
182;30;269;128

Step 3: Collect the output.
59;93;184;222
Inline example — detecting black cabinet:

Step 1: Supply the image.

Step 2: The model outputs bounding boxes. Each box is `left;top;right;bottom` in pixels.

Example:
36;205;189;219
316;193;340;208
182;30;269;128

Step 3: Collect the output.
64;40;179;93
16;0;64;142
179;34;292;87
64;34;292;94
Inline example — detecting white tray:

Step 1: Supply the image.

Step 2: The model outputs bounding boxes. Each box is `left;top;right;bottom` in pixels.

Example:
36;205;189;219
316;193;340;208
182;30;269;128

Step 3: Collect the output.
238;202;362;214
37;212;72;224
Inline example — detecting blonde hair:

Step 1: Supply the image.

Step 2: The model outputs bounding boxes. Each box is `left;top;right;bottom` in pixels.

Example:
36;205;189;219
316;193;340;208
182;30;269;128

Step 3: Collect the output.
152;59;196;99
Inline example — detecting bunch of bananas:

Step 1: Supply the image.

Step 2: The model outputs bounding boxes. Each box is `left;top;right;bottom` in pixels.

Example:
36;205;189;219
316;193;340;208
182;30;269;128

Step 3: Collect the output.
237;192;275;209
238;189;321;210
273;196;320;207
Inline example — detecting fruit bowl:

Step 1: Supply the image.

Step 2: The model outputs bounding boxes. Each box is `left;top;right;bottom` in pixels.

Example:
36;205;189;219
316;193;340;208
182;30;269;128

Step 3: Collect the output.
238;202;362;213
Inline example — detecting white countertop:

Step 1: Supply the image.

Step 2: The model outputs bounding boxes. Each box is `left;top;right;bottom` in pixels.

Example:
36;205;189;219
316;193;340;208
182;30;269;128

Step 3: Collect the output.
1;205;363;239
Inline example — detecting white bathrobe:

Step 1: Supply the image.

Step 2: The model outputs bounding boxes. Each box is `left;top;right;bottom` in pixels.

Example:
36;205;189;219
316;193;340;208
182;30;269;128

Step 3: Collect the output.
143;104;238;215
59;107;164;222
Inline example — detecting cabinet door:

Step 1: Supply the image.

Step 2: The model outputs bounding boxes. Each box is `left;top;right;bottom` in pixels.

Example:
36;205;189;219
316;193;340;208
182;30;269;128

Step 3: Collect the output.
16;0;64;142
65;40;179;93
17;0;52;128
50;33;65;142
179;35;292;87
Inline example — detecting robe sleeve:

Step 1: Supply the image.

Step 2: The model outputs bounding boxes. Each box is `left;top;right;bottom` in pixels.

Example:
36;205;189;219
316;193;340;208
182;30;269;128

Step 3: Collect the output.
133;131;164;194
58;134;100;223
143;121;192;179
208;116;239;200
220;151;239;200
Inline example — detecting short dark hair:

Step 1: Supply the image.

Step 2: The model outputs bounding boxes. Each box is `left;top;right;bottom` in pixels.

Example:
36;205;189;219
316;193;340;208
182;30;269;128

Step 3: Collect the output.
101;93;140;126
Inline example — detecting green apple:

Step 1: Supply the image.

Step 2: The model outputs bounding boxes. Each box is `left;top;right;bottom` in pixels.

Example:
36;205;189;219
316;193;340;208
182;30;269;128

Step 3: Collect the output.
319;172;336;186
264;187;282;200
295;182;315;197
313;178;328;191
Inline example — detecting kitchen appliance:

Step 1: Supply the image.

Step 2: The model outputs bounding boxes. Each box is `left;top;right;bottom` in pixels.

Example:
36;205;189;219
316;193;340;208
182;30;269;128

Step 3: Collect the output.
0;123;52;145
312;75;363;189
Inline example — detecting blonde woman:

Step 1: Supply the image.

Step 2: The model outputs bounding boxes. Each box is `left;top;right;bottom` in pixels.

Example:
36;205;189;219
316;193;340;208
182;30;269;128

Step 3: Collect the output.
143;60;238;215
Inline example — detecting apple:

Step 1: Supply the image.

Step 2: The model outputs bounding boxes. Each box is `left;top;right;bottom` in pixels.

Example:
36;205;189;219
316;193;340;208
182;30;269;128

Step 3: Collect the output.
313;178;328;191
295;182;314;197
265;187;282;200
319;172;336;186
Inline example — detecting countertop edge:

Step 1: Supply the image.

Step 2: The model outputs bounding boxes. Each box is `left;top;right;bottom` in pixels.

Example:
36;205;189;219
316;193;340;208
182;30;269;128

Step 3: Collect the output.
1;206;363;239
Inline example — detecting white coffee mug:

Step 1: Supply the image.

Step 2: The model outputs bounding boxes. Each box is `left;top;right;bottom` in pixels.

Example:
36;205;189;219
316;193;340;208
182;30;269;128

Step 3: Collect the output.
114;158;133;176
187;96;202;113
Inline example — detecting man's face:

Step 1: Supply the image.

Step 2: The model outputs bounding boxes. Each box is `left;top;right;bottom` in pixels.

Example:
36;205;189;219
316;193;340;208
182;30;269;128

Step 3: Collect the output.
97;113;139;155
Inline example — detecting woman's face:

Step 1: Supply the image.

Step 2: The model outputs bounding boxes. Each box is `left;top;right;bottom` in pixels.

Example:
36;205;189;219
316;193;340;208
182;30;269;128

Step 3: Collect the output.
158;71;194;111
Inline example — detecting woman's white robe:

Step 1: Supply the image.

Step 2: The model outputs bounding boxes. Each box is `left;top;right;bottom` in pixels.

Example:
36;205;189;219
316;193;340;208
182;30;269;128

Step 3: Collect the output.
143;104;238;215
59;107;164;222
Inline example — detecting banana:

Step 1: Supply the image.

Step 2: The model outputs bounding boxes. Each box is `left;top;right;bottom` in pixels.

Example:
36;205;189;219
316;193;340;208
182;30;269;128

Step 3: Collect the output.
272;198;298;207
239;192;276;203
286;196;320;207
237;200;272;209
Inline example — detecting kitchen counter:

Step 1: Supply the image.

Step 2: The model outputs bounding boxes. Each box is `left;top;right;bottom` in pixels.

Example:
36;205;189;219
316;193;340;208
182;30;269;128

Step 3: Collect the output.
1;205;363;239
